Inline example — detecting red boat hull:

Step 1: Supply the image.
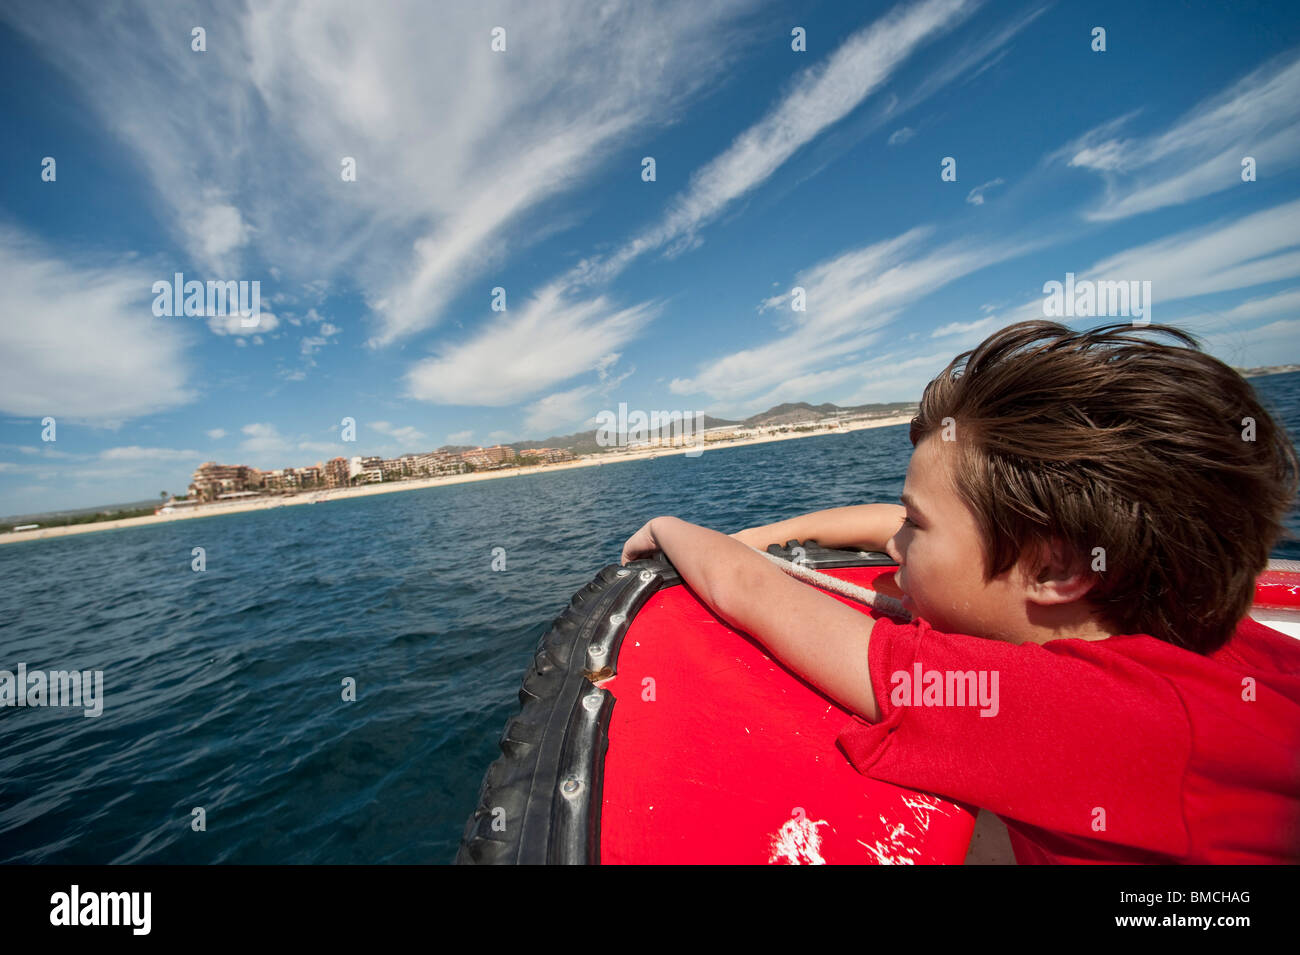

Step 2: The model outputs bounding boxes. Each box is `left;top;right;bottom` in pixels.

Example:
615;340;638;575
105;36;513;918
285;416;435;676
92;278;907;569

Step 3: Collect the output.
598;564;974;864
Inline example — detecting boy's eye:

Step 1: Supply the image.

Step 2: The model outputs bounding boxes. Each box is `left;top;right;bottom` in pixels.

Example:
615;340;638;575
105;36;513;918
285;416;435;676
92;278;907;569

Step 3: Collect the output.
902;516;916;527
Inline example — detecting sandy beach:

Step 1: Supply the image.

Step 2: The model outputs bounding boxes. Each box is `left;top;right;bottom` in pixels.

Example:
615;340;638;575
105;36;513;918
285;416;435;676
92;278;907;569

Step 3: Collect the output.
1;413;915;545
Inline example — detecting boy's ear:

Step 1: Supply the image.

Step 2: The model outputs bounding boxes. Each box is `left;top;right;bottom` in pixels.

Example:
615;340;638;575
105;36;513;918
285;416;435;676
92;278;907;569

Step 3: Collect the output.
1029;538;1094;602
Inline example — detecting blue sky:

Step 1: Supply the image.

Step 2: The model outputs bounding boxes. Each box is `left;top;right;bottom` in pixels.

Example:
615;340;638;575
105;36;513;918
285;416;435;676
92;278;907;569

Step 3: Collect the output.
2;0;1299;513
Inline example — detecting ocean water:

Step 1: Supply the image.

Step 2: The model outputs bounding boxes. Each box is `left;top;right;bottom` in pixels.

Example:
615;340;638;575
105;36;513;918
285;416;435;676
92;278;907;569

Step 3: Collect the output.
2;372;1298;864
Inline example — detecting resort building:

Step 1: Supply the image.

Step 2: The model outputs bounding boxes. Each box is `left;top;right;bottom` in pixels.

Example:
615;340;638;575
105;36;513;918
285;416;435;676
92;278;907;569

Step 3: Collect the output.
519;447;575;463
189;441;550;498
324;457;351;488
188;462;261;500
409;450;465;476
351;456;384;484
260;468;300;492
461;445;514;468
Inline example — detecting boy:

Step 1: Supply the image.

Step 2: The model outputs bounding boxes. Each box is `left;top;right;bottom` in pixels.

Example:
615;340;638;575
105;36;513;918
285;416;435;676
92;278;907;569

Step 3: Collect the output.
620;320;1300;864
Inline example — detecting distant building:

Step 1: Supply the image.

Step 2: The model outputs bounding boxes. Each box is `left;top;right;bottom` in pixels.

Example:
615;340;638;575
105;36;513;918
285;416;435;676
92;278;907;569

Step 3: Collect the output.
189;462;260;501
462;445;514;468
520;447;575;463
352;456;383;484
409;450;465;476
324;457;350;488
190;444;483;498
261;468;301;492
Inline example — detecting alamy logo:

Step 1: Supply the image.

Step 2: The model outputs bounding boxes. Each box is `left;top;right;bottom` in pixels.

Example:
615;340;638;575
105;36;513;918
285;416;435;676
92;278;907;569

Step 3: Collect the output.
0;663;103;717
50;885;151;935
1042;272;1151;324
595;403;706;457
890;664;999;717
152;272;261;326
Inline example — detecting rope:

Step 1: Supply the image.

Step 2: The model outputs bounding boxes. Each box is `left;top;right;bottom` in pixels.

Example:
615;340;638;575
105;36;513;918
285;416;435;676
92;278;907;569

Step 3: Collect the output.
745;554;1300;626
753;548;912;621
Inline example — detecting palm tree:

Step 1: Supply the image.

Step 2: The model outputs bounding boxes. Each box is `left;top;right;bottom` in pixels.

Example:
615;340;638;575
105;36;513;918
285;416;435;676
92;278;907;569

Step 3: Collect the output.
160;490;168;501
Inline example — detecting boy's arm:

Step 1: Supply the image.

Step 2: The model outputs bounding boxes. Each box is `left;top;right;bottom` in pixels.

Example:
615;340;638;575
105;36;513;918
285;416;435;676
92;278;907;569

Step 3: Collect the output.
732;503;906;553
646;516;880;722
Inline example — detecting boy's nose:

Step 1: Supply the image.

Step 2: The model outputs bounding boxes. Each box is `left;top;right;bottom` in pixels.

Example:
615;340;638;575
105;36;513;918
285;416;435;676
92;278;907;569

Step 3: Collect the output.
884;535;902;564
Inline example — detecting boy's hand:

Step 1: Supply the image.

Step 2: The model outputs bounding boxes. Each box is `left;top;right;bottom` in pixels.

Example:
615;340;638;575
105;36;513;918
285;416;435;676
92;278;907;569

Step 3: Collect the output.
620;519;662;565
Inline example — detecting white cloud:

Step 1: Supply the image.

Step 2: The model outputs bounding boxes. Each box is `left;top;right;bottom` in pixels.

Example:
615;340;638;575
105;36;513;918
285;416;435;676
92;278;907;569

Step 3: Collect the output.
593;353;622;382
3;0;772;343
1204;287;1300;325
297;320;340;359
965;177;1005;205
99;446;201;461
206;428;228;440
230;425;350;465
565;0;976;289
187;200;252;272
208;310;279;337
887;126;916;146
1082;197;1300;305
1063;50;1300;221
944;198;1300;370
832;345;973;406
240;422;289;456
0;444;77;459
3;0;1032;428
412;0;984;412
521;358;637;433
896;3;1044;112
671;227;1032;404
0;228;195;421
521;384;603;435
445;430;474;444
930;315;1003;339
370;421;426;445
405;282;660;405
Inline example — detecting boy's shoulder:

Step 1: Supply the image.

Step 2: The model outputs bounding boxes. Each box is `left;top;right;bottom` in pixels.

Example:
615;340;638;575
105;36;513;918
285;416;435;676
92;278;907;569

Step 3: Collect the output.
1074;613;1300;698
1208;613;1300;672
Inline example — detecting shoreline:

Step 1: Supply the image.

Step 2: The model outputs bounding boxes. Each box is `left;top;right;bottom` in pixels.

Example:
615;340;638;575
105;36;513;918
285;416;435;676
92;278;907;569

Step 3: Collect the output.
0;413;915;546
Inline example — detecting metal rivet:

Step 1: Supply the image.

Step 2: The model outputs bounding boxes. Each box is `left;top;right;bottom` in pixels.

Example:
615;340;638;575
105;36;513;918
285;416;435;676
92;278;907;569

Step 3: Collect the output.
639;570;653;583
583;693;602;711
610;612;626;625
561;778;581;795
588;645;603;657
616;568;631;577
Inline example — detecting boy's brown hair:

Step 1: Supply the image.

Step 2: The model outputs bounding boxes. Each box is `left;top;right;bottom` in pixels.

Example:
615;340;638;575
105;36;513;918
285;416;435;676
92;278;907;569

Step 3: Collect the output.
910;320;1299;653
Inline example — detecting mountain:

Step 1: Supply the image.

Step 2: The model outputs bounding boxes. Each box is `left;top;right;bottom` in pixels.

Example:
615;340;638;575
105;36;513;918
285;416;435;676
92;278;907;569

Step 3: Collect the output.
505;400;916;456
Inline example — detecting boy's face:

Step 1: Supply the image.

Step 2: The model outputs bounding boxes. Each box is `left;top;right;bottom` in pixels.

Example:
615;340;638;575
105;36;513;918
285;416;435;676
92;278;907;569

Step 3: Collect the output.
884;433;1038;642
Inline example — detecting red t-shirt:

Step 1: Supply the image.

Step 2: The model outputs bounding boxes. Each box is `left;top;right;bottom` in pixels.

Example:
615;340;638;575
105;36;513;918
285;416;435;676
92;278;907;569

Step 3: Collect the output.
836;611;1300;864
